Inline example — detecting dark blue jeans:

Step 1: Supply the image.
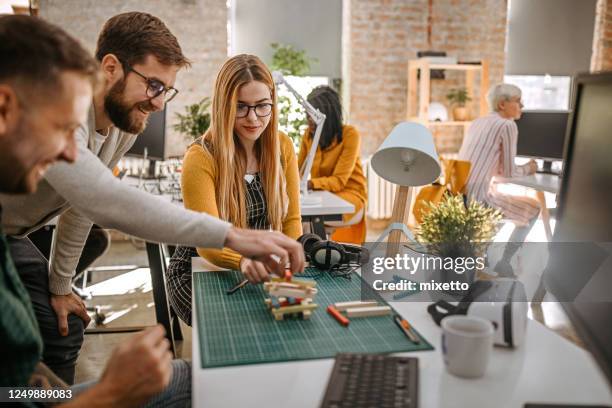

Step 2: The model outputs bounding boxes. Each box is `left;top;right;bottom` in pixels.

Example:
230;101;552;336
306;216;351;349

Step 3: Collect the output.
7;236;85;385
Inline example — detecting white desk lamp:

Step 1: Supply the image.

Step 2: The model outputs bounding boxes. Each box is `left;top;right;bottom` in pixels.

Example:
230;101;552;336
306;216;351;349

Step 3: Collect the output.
272;71;326;206
370;122;441;255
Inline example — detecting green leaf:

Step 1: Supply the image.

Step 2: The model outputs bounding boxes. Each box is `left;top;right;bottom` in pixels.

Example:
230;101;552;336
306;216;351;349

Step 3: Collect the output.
173;97;212;141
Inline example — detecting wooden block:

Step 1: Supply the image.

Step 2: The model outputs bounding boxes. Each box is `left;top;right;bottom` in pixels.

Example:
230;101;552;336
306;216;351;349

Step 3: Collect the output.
270;277;317;288
302;310;312;320
334;301;379;312
265;282;305;291
327;305;350;327
268;286;317;299
345;306;392;318
272;303;318;316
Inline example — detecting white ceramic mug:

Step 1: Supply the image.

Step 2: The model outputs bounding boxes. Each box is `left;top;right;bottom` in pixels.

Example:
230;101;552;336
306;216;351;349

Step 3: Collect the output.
441;315;494;378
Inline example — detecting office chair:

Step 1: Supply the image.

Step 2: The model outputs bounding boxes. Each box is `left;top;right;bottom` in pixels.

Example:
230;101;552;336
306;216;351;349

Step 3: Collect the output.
145;242;183;356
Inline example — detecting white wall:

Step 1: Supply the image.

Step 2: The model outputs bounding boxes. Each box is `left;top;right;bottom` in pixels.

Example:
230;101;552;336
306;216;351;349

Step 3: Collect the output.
506;0;597;75
231;0;342;78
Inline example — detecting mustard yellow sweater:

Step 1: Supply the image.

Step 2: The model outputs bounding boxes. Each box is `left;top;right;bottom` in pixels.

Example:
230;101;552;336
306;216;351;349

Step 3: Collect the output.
181;132;302;270
298;124;367;203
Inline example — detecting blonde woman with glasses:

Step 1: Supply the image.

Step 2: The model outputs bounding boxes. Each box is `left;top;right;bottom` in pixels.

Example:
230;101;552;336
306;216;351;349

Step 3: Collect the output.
167;54;302;325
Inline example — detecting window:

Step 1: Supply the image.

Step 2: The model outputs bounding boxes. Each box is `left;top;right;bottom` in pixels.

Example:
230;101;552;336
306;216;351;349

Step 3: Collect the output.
504;75;571;110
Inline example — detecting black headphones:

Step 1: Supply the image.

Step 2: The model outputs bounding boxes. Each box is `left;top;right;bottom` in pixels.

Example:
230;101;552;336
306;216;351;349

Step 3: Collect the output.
298;233;370;270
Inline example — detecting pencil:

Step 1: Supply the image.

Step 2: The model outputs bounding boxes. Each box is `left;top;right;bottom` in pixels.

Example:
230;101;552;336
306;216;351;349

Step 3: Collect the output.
226;279;248;295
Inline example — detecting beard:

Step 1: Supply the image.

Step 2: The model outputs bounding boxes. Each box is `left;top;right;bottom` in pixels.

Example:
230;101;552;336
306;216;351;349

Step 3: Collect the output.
104;79;155;134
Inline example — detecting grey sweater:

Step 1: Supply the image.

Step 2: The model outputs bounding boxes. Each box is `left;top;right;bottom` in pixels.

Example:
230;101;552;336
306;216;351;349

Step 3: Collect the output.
0;106;230;295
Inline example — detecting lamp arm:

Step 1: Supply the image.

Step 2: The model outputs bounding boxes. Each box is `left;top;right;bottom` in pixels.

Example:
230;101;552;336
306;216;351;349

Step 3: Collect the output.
273;71;325;124
273;71;326;195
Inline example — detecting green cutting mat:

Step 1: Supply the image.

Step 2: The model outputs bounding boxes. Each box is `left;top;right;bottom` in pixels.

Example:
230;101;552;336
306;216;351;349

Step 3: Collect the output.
194;269;434;368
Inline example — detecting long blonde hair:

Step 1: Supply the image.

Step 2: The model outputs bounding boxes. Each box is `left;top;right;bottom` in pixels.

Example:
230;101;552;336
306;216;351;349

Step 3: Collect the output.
202;54;287;230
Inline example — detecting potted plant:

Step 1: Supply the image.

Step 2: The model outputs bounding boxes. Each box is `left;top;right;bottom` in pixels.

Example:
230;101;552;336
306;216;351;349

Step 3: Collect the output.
446;88;472;121
416;194;502;293
269;43;318;148
173;97;212;141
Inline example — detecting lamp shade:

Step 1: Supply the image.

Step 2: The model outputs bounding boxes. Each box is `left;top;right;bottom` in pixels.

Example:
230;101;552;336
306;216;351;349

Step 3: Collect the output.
371;122;441;187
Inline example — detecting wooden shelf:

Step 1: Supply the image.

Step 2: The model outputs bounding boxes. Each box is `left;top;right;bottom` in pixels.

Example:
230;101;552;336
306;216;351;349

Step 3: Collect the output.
407;117;473;127
412;62;483;71
427;121;472;126
406;58;489;148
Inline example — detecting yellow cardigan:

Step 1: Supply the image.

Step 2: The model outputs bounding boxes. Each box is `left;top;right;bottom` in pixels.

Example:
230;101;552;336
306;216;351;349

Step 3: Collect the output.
181;132;302;270
298;124;367;203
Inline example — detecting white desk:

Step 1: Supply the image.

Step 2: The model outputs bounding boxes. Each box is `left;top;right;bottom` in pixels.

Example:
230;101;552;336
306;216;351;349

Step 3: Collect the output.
300;191;354;238
503;173;561;242
505;173;561;195
192;267;611;408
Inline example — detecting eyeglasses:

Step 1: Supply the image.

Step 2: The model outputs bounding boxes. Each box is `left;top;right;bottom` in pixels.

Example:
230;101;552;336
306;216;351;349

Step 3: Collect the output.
127;66;179;103
236;103;273;118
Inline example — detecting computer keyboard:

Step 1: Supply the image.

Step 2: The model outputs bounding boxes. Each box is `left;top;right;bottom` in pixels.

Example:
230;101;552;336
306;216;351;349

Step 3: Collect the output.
320;353;419;408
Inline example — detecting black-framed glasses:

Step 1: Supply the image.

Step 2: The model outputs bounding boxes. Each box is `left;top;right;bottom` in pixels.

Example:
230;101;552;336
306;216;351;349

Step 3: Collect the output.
236;103;273;118
128;66;179;103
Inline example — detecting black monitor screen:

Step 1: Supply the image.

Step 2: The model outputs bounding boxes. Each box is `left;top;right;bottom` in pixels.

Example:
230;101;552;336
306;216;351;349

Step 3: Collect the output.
126;108;166;160
546;73;612;386
515;110;569;160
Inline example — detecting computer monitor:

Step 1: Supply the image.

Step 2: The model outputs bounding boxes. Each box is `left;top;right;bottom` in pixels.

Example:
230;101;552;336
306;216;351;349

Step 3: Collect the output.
544;72;612;386
126;108;166;178
515;110;569;165
126;108;167;160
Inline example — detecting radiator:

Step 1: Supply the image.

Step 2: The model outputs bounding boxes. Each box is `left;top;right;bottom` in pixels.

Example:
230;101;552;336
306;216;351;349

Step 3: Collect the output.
365;159;397;220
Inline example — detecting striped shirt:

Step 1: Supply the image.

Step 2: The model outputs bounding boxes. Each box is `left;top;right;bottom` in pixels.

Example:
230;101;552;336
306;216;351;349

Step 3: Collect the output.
458;112;540;225
167;173;268;325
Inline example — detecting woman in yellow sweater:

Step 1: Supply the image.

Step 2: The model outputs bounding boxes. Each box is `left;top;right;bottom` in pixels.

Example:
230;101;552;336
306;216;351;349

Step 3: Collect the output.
298;86;367;244
167;54;302;325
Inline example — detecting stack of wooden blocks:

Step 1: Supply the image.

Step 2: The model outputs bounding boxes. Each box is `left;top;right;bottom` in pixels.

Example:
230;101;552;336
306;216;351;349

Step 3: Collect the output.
263;275;318;321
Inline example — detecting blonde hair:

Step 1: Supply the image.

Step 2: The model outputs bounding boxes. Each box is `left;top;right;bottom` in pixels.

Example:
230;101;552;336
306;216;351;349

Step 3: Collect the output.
487;83;522;112
202;54;287;231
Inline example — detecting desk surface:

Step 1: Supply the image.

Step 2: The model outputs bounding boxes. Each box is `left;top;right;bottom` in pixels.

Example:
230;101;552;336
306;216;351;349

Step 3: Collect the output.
123;177;354;218
300;190;355;217
503;173;561;194
192;268;611;408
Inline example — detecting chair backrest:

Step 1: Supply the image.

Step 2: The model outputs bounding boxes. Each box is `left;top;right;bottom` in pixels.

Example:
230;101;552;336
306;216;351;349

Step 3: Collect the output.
146;242;181;355
411;159;472;225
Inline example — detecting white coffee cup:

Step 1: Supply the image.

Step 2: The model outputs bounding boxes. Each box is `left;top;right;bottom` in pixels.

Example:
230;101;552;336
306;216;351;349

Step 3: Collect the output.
441;315;494;378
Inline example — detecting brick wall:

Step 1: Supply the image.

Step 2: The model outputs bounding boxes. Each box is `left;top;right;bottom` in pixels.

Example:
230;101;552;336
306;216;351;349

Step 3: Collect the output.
343;0;508;156
39;0;228;158
591;0;612;71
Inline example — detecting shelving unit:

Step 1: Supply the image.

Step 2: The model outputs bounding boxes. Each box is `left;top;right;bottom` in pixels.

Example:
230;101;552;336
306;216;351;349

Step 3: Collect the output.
406;59;490;138
403;59;490;229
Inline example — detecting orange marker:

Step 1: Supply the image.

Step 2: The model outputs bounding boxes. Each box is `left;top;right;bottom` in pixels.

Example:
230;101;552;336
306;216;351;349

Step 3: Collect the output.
327;305;350;327
394;315;420;344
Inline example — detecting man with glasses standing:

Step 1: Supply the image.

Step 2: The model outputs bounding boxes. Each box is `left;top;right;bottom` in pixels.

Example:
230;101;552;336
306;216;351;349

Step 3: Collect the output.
1;12;304;385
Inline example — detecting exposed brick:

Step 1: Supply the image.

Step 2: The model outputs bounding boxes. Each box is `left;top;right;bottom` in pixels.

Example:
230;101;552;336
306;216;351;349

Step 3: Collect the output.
343;0;508;156
591;0;612;72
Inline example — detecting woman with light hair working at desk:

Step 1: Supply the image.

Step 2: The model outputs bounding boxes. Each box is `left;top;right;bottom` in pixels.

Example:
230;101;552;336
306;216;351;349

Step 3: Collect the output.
166;54;302;325
458;83;539;277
